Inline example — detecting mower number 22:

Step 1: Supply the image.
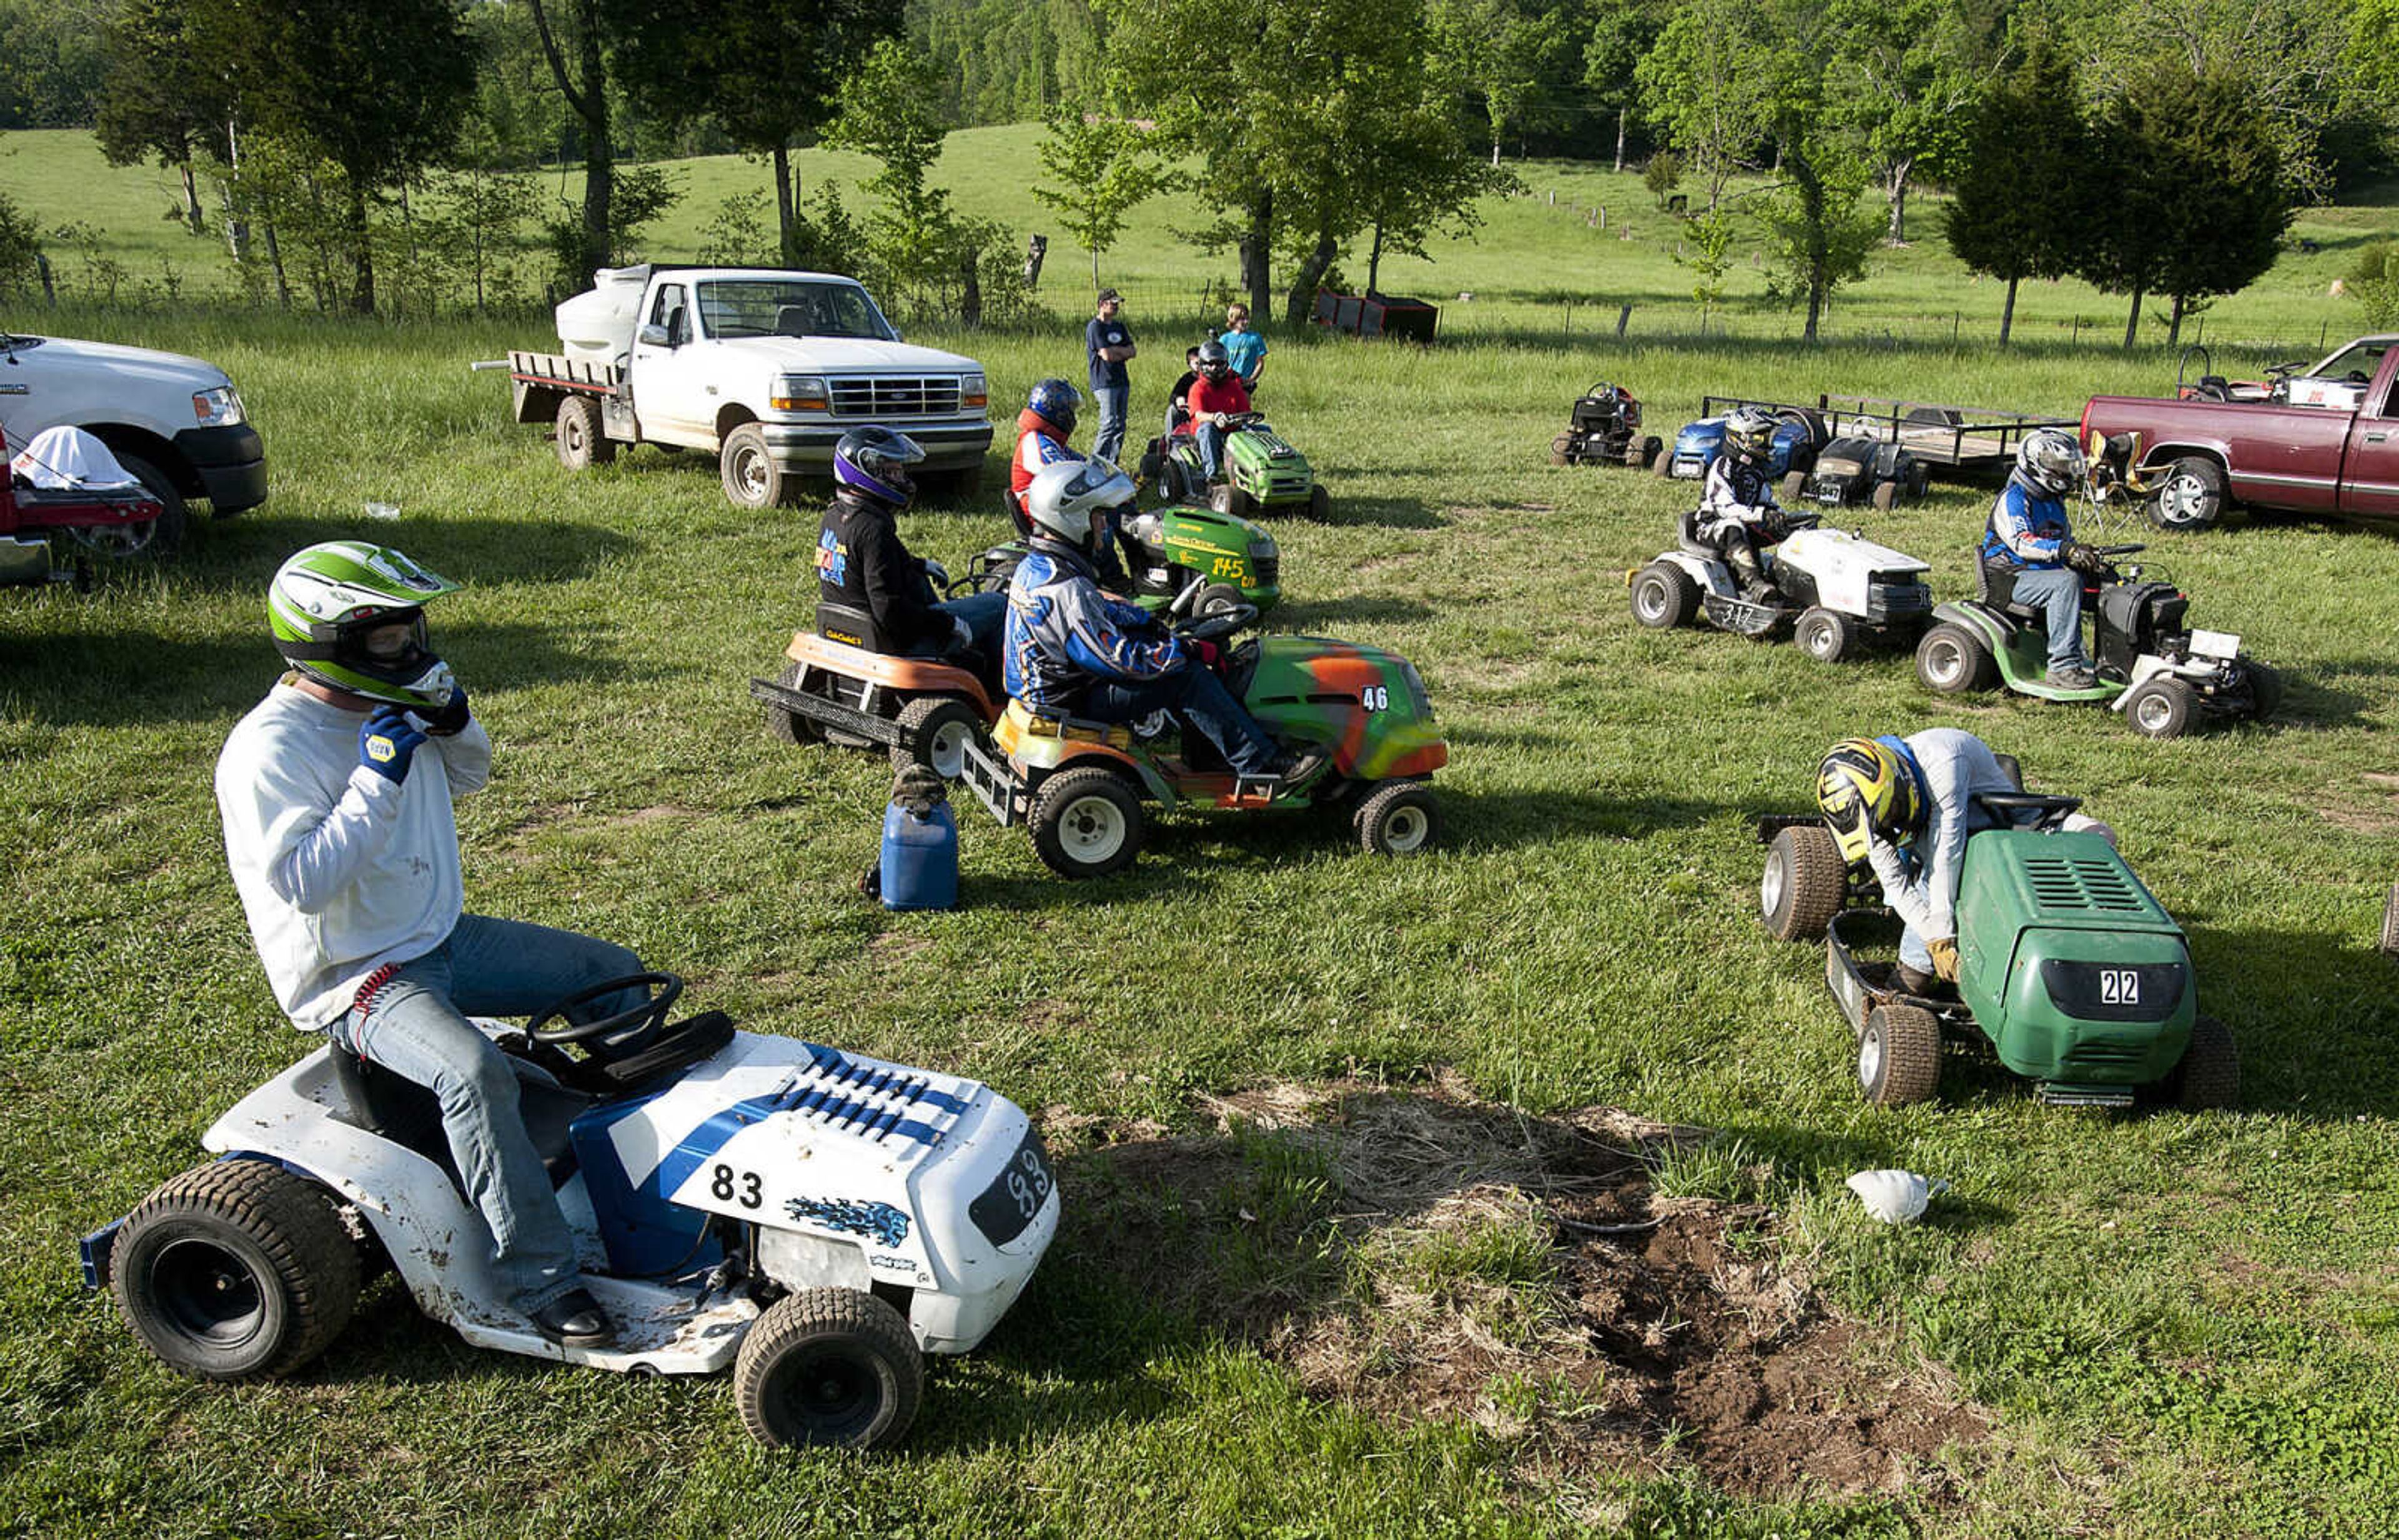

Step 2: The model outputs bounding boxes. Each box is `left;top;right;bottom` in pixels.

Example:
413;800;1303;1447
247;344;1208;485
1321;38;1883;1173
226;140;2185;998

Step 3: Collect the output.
2100;971;2141;1005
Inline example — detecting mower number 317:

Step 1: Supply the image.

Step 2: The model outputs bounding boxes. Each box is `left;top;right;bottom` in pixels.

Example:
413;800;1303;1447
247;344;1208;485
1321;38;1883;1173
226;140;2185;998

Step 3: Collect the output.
1361;685;1389;712
2100;970;2140;1005
711;1163;765;1209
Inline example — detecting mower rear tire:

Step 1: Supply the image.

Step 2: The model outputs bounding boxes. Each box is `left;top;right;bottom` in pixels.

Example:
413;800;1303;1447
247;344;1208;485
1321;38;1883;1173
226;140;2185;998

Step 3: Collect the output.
1781;470;1809;503
1550;435;1572;467
2125;676;2194;738
1308;484;1331;520
2147;457;2227;532
1761;825;1847;941
720;424;790;510
2380;881;2399;958
2243;660;2283;722
1210;482;1256;520
1917;622;1998;693
1795;606;1857;664
1907;460;1931;499
1031;767;1144;878
733;1287;923;1451
1630;562;1699;629
763;662;824;745
1871;478;1899;514
1354;781;1438;857
891;694;982;779
1859;1005;1942;1106
554;395;615;470
2170;1013;2239;1111
1651;447;1674;477
111;1158;360;1383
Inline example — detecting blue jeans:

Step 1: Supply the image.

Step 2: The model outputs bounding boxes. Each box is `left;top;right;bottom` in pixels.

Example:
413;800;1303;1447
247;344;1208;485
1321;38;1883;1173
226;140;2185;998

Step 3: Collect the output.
1092;386;1130;465
935;591;1007;656
328;915;643;1313
1085;664;1282;777
2007;567;2092;671
1196;420;1228;482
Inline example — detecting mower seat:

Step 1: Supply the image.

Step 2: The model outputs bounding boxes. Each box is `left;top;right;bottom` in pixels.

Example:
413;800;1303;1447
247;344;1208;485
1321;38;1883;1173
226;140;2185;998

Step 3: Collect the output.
1676;509;1717;559
326;1045;587;1188
1975;560;2045;623
816;602;888;652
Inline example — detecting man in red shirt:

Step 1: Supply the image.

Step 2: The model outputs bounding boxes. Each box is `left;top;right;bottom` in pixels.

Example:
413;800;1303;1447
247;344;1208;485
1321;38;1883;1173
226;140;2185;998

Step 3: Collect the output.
1179;339;1250;485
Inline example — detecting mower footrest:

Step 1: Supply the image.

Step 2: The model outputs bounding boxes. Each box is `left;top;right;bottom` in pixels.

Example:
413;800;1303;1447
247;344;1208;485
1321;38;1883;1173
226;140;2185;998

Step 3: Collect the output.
957;736;1019;827
748;676;901;747
2033;1083;2136;1109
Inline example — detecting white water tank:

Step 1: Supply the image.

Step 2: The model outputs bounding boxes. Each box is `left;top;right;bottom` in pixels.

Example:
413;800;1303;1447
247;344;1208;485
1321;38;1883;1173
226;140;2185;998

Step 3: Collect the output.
554;266;651;365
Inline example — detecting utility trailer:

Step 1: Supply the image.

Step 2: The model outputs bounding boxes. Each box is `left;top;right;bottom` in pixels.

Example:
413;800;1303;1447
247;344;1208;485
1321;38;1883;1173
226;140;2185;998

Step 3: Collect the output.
1810;395;2075;484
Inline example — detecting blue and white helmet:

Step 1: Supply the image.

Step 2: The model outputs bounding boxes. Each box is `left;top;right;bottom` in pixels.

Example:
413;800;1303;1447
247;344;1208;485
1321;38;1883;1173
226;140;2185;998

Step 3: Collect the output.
833;426;926;509
1025;458;1135;549
1026;378;1080;435
2015;428;2084;497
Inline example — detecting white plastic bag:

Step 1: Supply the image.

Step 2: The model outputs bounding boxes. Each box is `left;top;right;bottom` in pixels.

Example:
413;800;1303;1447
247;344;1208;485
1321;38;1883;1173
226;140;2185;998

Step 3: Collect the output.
1845;1168;1949;1225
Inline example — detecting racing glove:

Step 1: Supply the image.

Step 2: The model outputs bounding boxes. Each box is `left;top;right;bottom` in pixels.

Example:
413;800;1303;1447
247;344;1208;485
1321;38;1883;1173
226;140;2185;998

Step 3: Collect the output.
420;683;471;737
949;615;975;652
2062;540;2105;575
1927;935;1960;983
359;708;427;786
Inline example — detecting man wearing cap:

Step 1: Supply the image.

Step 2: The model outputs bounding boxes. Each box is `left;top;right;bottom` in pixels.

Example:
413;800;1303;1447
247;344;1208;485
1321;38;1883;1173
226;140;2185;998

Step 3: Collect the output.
1085;289;1137;466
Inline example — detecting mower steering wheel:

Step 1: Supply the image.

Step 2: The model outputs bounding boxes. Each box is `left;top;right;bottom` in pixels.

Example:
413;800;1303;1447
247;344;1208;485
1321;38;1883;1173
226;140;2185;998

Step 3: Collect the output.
2094;543;2147;557
528;971;684;1046
1179;606;1256;642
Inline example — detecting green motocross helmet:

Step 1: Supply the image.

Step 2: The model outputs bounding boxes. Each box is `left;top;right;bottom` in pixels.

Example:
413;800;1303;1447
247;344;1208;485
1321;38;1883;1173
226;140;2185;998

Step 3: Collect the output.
267;541;462;708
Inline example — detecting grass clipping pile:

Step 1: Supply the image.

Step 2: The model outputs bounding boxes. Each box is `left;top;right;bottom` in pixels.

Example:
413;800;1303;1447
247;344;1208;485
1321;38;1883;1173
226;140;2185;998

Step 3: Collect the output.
1052;1076;1985;1499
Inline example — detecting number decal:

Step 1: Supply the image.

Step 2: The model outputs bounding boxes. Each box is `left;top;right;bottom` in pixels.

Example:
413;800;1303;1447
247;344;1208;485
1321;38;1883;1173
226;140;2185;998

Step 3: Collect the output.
1361;684;1389;712
710;1163;764;1209
2099;970;2140;1005
1005;1147;1053;1220
1210;556;1246;582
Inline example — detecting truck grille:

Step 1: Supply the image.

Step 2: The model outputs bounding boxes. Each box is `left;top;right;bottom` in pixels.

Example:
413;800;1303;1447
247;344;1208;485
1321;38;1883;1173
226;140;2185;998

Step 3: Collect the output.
828;377;961;418
2021;855;2148;914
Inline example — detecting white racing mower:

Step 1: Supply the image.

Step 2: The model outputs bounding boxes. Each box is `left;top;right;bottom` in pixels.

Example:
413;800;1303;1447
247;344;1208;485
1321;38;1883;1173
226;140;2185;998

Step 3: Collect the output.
81;973;1058;1450
1627;508;1934;662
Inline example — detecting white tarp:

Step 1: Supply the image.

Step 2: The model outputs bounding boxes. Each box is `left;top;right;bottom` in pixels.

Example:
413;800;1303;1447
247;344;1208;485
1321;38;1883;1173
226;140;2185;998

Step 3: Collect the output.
11;425;139;489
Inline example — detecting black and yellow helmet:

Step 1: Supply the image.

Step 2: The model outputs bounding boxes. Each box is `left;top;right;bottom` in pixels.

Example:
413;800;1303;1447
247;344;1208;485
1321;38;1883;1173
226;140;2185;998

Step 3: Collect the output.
1817;737;1921;863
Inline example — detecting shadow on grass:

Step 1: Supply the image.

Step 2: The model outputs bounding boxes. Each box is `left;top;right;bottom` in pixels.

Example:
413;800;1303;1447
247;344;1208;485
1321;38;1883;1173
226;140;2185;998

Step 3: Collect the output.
129;512;645;597
1275;595;1438;628
1299;495;1445;530
2183;923;2399;1118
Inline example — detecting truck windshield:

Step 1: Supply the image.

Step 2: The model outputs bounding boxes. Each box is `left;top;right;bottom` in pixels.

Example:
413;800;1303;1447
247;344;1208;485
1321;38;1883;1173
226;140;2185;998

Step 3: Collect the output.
2307;339;2391;384
697;281;896;342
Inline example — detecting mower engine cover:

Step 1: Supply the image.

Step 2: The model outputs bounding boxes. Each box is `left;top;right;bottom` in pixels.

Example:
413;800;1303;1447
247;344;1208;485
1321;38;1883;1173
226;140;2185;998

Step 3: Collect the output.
1240;634;1445;780
1805;437;1909;504
1222;422;1314;504
2095;581;2192;677
1771;527;1933;625
1955;828;2194;1088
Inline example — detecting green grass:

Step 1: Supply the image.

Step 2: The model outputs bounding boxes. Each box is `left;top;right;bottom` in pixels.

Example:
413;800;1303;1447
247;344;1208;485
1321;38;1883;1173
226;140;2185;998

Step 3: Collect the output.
3;124;2399;1538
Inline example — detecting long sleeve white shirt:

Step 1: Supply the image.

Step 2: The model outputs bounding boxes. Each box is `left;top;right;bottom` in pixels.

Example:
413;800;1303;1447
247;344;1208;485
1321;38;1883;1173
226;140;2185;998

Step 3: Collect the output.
214;682;490;1029
1862;728;2020;946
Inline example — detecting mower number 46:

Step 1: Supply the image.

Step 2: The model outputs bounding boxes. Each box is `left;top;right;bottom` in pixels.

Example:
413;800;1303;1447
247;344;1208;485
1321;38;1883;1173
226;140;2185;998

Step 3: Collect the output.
1361;685;1389;711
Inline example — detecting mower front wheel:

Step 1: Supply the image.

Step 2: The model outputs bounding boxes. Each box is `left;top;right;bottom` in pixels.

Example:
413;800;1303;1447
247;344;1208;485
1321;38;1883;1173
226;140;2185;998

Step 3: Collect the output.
111;1159;361;1383
2243;660;2284;722
1308;484;1331;520
2168;1013;2240;1110
1871;479;1899;514
1550;434;1573;467
1917;622;1998;693
1209;482;1256;520
1780;470;1809;503
1630;562;1699;629
2125;676;2195;738
733;1288;923;1451
1650;447;1674;477
1858;1005;1942;1106
1761;825;1847;941
1030;767;1145;878
1794;606;1857;664
891;694;983;779
1354;782;1439;857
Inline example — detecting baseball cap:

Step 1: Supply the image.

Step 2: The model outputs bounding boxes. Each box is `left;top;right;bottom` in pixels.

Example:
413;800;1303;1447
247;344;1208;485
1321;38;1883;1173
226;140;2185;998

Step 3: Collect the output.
1096;287;1122;304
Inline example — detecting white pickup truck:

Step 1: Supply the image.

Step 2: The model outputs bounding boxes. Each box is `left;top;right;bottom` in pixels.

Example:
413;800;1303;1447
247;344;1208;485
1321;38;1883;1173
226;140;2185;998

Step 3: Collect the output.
505;266;994;509
0;329;267;555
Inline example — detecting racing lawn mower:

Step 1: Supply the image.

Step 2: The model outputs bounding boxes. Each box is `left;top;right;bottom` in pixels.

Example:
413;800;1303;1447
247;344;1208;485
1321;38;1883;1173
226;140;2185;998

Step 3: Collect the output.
956;607;1446;878
752;589;1006;781
976;490;1283;620
1139;412;1331;520
1627;508;1934;662
1656;404;1824;485
82;972;1057;1450
1756;795;2238;1110
1914;544;2281;738
1550;380;1661;469
1800;436;1929;513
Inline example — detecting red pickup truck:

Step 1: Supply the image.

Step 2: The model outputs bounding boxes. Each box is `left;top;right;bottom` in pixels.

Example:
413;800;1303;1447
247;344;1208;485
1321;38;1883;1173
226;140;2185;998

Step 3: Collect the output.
2080;334;2399;530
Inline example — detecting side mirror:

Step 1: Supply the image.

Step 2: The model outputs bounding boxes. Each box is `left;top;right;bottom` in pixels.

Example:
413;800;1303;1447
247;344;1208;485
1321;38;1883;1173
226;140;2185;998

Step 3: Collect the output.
637;323;671;348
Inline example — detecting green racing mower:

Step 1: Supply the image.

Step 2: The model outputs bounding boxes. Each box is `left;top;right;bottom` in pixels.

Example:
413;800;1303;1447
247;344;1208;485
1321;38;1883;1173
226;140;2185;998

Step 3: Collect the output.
1139;412;1331;520
1756;781;2238;1110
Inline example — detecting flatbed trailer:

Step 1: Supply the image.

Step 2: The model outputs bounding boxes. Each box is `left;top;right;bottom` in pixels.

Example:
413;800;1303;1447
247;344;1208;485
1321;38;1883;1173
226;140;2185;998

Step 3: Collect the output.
1810;395;2073;480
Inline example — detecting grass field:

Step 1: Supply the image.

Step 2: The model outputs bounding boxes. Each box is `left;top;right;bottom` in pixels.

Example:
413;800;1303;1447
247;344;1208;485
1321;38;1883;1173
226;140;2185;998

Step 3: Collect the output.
4;125;2399;1539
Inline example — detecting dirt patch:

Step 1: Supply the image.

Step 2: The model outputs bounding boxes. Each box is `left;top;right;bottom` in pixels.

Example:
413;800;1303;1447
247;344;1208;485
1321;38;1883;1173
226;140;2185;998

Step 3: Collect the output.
1052;1075;1986;1501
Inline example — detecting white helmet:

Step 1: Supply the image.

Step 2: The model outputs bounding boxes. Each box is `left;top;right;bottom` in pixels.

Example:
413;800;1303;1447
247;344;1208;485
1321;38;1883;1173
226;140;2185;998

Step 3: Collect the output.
1025;458;1135;550
2016;429;2084;497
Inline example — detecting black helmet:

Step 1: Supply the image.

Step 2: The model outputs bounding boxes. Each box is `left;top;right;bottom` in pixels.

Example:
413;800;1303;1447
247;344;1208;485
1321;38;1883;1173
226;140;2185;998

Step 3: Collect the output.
1196;339;1232;382
833;426;926;509
1026;378;1080;437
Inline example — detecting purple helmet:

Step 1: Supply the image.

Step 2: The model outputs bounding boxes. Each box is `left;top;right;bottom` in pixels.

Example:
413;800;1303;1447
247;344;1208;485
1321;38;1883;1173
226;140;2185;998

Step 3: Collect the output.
833;426;926;509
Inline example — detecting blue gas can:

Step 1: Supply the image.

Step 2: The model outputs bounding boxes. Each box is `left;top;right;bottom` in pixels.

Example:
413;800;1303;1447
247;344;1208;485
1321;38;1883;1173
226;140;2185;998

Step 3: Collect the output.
880;795;959;911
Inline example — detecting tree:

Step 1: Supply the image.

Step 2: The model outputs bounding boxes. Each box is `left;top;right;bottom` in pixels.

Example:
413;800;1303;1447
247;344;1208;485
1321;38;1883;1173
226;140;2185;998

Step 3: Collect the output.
2080;61;2293;349
1583;0;1669;172
2345;242;2399;329
1636;0;1774;209
827;37;1005;317
94;0;232;236
524;0;616;287
0;0;107;129
1677;206;1736;329
1033;105;1171;286
1944;44;2090;345
1431;0;1586;166
1827;0;2000;244
608;0;902;266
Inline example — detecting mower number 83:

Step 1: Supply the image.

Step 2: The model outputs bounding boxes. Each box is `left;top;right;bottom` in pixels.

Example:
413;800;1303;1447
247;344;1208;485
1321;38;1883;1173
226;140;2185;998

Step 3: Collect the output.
1361;685;1389;711
712;1163;765;1210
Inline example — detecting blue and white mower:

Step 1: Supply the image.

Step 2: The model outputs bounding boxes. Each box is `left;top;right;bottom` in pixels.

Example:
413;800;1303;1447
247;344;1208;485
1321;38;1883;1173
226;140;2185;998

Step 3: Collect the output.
82;974;1058;1450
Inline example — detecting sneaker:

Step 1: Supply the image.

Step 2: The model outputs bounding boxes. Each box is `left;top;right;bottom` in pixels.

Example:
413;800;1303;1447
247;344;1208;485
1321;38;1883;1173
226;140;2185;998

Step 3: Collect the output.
2047;664;2099;690
1268;748;1329;790
530;1286;614;1347
1895;962;1942;996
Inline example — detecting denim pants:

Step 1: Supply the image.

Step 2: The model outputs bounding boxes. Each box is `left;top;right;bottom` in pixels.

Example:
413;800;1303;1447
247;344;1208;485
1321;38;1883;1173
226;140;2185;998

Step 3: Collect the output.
2007;567;2091;670
1086;664;1281;777
1092;386;1130;465
1195;420;1229;482
935;590;1008;655
329;915;643;1313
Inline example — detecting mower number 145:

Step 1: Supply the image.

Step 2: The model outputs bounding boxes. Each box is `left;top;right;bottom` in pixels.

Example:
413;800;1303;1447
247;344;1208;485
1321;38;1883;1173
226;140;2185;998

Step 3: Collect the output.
2100;970;2141;1005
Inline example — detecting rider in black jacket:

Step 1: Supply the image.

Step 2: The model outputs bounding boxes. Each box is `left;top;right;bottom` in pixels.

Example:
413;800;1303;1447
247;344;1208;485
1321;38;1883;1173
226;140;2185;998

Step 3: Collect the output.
815;427;1003;658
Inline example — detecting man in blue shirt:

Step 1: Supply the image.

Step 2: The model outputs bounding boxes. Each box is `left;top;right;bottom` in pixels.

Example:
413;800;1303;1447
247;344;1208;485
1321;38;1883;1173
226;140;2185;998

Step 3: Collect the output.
1085;288;1137;465
1979;429;2105;688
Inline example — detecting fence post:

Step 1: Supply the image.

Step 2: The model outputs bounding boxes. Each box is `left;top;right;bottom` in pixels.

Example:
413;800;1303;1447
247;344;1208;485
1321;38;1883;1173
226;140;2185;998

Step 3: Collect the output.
36;252;54;306
1564;302;1572;337
1617;304;1631;337
1952;311;1959;344
2072;315;2082;345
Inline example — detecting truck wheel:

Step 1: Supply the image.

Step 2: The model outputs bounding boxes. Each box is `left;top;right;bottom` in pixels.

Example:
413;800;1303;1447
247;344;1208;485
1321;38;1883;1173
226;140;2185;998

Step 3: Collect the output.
2243;660;2283;722
2380;881;2399;959
2170;1013;2239;1111
1794;606;1856;664
67;450;189;560
554;396;615;470
2125;677;2194;738
2147;457;2227;532
1870;478;1899;514
111;1158;360;1382
762;662;823;745
733;1288;923;1451
1917;622;1997;693
1354;782;1438;856
1030;767;1144;878
719;424;789;510
890;694;982;780
1780;470;1808;502
1761;825;1847;941
1859;1005;1942;1106
1630;562;1699;628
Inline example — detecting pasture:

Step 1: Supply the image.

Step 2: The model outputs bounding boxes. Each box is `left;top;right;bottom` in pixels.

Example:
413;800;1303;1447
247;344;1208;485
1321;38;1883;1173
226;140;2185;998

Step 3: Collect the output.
3;126;2398;1539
